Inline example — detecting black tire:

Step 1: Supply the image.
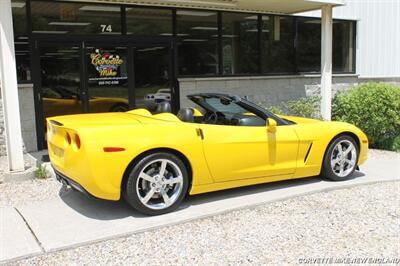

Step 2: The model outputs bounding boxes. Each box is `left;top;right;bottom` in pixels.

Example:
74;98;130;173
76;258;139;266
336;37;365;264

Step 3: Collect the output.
321;135;359;181
123;152;189;216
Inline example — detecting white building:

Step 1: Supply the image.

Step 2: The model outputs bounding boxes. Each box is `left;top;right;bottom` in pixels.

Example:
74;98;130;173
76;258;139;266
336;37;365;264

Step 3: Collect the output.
0;0;399;172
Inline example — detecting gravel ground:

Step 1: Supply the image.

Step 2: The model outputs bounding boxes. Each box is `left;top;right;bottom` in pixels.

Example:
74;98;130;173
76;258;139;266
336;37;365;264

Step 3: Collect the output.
0;178;64;208
12;181;400;266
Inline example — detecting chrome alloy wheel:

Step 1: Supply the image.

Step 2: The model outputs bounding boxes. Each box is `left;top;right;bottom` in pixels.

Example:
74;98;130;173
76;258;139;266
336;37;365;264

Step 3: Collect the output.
330;140;357;177
136;159;184;210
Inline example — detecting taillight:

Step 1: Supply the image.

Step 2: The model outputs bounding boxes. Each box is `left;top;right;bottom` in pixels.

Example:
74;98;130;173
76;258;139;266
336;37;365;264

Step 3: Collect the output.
65;133;72;145
75;134;81;149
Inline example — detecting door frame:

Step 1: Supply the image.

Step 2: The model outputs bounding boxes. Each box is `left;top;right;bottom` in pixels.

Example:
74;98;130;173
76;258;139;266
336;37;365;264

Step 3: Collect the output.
32;34;176;149
32;39;84;150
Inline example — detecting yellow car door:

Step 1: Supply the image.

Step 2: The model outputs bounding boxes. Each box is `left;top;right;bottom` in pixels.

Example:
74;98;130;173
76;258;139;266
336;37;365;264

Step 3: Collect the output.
200;124;299;182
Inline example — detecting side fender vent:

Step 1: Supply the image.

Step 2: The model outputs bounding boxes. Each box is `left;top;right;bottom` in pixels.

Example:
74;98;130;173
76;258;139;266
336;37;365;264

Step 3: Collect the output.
304;142;313;163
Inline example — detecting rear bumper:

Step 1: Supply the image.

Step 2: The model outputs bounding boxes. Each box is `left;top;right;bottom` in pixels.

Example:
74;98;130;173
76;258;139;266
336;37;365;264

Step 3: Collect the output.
54;168;102;200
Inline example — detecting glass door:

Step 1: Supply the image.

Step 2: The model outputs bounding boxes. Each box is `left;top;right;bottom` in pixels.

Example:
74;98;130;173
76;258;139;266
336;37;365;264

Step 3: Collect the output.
134;46;172;112
86;46;130;113
38;43;83;121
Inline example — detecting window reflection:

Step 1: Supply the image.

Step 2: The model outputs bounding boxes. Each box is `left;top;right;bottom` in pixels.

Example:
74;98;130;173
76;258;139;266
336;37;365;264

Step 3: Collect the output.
261;16;295;74
333;21;355;73
297;18;321;72
15;41;31;82
222;13;259;75
31;1;122;35
12;1;31;82
12;0;26;36
126;8;172;36
40;46;83;119
177;10;218;75
135;47;171;111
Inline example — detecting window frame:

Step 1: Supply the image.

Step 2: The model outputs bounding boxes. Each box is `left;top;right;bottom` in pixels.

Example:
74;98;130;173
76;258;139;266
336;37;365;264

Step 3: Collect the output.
18;0;357;81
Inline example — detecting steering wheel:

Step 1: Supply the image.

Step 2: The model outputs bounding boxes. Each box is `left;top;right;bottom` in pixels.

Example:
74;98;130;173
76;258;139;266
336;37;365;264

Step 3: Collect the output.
203;111;218;124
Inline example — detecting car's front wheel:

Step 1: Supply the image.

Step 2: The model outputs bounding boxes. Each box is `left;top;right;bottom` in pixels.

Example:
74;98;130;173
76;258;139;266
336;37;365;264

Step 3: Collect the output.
123;152;189;215
321;135;359;181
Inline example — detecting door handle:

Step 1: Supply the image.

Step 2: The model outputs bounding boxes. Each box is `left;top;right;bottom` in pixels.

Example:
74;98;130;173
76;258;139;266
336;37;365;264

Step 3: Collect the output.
196;128;204;140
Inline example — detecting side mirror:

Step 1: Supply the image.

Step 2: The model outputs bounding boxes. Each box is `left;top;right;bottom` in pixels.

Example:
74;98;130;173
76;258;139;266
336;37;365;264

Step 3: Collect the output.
267;118;277;133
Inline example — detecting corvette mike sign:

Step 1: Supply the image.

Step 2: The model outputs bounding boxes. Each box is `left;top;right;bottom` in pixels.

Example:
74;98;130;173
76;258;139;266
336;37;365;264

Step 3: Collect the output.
89;49;127;86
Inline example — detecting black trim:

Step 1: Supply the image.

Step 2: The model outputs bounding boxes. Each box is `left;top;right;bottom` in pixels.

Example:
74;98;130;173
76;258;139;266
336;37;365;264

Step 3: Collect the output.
121;5;127;35
54;168;102;200
127;46;135;109
352;21;357;73
172;8;180;112
26;0;31;35
81;41;89;113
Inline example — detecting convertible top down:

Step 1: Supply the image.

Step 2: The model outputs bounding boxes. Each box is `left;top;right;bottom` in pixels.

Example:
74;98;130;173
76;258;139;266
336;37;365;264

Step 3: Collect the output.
47;93;368;215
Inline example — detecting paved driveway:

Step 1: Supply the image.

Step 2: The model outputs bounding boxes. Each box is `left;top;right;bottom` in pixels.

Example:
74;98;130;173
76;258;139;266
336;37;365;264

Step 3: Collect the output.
1;153;399;263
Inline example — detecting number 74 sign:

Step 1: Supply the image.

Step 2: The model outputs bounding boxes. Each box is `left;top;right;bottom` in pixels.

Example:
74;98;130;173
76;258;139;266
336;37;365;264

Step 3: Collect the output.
100;24;113;32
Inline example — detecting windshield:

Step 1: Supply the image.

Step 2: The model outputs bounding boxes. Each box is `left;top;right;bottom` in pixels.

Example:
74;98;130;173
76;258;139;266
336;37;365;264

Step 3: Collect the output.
197;97;248;115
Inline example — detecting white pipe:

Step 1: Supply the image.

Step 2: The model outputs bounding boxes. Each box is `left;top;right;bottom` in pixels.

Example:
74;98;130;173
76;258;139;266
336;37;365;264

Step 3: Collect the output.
320;4;333;121
0;0;25;172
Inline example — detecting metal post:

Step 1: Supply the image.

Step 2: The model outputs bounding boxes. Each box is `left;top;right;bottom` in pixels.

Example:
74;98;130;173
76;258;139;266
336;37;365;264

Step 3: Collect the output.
321;5;333;121
0;0;25;172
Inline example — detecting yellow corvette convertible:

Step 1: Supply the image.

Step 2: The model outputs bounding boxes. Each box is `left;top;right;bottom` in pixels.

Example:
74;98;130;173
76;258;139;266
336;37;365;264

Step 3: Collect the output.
47;93;368;215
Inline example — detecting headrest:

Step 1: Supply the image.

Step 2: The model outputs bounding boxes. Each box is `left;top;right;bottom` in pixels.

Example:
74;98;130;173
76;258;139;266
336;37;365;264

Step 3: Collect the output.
154;101;172;114
177;108;194;123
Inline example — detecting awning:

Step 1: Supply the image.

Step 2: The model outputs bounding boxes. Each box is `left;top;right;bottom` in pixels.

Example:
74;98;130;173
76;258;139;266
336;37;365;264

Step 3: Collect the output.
69;0;345;14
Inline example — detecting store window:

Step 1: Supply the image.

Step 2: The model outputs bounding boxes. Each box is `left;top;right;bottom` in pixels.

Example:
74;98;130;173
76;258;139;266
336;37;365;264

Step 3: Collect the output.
31;1;122;35
126;8;172;36
222;13;259;75
176;10;218;75
297;17;321;73
12;0;31;82
15;41;31;83
261;16;295;73
12;0;26;36
333;20;355;73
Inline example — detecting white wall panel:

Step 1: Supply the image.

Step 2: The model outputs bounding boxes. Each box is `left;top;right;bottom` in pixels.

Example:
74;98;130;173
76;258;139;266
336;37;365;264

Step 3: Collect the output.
297;0;400;78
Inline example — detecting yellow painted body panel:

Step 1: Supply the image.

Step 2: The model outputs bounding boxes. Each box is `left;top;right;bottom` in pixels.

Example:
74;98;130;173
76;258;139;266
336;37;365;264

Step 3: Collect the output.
44;97;128;117
47;111;368;201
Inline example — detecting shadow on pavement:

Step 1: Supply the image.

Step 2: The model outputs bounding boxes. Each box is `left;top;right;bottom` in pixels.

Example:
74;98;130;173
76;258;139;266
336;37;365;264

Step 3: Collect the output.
59;171;365;221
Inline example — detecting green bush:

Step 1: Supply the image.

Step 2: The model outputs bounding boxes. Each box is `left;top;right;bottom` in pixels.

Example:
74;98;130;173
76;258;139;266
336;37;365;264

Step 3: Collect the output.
266;105;284;114
285;96;321;119
265;96;321;119
332;82;400;151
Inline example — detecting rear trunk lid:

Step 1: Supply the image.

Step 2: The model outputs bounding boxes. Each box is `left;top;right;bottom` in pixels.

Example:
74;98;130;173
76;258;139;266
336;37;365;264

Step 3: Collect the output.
47;112;141;128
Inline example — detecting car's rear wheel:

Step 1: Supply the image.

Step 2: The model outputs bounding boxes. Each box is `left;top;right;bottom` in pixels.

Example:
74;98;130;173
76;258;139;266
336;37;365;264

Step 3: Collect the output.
321;135;359;181
123;152;189;215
